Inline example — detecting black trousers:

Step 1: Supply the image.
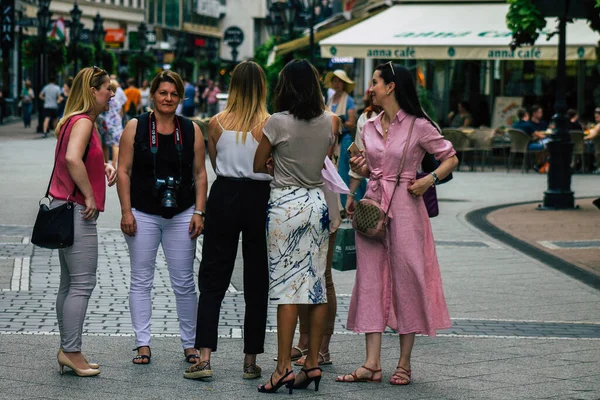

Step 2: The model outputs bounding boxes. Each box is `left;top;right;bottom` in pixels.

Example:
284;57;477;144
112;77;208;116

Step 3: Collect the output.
195;176;270;353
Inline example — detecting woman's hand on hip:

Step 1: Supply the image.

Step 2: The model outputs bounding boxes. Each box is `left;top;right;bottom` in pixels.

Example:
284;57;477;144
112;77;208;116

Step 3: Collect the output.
189;214;204;240
121;211;137;236
82;196;98;220
407;175;434;198
105;163;117;186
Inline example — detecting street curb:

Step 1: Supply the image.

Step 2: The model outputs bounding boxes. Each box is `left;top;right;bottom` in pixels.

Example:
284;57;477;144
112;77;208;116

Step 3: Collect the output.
465;198;600;292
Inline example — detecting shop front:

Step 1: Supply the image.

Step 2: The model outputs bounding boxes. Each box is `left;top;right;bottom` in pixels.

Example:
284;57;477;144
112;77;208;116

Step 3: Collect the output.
319;3;600;126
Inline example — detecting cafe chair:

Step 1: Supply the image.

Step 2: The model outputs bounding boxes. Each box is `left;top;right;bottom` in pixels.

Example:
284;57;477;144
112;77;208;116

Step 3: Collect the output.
443;128;476;171
471;129;495;171
569;131;585;172
506;129;544;173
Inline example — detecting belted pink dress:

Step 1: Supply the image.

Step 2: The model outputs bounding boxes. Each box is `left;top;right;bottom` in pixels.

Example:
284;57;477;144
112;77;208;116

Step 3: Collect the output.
347;110;455;336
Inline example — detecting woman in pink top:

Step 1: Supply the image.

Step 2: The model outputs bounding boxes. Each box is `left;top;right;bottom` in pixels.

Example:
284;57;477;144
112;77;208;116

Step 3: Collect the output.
336;63;458;385
48;66;117;377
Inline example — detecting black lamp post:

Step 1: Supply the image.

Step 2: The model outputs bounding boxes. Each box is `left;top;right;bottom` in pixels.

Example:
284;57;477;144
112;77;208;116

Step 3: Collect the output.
206;38;218;80
538;0;576;210
136;22;148;86
70;3;83;74
91;13;104;66
266;0;317;64
36;0;52;133
138;22;148;54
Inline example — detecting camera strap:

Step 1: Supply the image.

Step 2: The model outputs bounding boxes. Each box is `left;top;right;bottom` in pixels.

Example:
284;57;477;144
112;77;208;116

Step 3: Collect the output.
148;112;184;184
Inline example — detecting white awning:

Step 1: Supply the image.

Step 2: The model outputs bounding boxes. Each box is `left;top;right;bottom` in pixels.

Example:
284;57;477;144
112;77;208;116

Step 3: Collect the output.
320;4;599;60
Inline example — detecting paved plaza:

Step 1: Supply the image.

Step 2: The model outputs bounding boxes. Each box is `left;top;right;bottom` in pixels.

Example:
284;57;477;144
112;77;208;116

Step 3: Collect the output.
0;122;599;399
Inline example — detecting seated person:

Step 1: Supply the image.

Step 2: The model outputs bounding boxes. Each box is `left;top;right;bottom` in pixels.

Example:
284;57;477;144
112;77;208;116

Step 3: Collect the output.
512;108;547;150
566;109;583;132
448;101;473;128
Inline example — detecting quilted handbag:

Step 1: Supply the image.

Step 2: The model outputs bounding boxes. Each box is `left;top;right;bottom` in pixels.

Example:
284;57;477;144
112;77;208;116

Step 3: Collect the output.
352;117;415;241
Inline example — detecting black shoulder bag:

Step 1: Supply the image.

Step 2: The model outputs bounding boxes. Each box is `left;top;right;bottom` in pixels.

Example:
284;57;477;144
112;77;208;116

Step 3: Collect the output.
31;119;91;249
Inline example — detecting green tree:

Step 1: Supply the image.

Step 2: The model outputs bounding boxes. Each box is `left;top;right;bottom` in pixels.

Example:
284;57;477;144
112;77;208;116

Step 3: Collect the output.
254;37;284;112
22;37;67;73
506;0;600;49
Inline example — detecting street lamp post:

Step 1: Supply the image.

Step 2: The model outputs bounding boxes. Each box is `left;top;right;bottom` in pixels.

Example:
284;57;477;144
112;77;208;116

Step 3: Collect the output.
266;0;317;64
539;0;575;210
91;13;104;66
36;0;52;133
70;3;82;74
137;22;148;85
206;38;218;80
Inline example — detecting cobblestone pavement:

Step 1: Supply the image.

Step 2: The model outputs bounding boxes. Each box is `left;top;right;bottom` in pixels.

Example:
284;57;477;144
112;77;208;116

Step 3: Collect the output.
1;122;600;399
2;226;600;341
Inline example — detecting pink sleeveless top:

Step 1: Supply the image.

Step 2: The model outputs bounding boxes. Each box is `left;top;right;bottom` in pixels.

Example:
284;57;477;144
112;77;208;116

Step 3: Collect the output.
49;114;106;211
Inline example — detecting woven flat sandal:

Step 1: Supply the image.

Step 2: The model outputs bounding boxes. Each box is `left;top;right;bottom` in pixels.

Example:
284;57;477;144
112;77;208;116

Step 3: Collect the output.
389;366;411;385
132;346;151;365
274;346;307;362
335;365;382;383
183;360;213;380
294;351;333;366
243;363;262;380
185;349;200;363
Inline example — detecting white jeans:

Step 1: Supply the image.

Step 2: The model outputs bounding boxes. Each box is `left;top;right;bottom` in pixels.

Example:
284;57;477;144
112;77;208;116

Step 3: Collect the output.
125;206;197;349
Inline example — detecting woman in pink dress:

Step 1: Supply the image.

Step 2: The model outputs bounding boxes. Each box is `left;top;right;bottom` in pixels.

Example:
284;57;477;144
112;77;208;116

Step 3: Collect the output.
336;63;458;385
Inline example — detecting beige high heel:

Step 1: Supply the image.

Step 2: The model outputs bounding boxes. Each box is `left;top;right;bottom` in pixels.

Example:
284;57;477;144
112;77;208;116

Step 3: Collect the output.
58;349;99;369
57;350;100;377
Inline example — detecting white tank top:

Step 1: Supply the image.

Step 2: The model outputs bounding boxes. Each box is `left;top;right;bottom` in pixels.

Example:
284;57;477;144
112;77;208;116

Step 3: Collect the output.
214;116;272;181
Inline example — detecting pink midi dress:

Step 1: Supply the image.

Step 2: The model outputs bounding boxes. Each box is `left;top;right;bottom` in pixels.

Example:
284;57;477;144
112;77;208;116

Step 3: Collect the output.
346;110;456;336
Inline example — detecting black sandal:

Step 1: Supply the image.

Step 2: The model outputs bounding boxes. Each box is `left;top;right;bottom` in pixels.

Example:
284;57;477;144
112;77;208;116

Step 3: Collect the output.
132;346;151;365
185;353;200;363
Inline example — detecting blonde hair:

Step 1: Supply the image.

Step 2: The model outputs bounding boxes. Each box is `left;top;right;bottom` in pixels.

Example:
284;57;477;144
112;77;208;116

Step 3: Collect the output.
110;79;119;92
150;70;185;101
54;67;109;137
218;61;269;144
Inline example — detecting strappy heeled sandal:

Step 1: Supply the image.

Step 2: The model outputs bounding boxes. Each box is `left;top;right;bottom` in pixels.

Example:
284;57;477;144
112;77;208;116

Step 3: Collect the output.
293;366;322;391
257;369;295;394
274;346;306;362
132;346;151;365
335;365;382;383
294;351;333;366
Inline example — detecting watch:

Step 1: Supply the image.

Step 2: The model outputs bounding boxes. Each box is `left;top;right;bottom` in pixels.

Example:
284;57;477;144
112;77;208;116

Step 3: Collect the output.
430;172;440;186
193;210;206;217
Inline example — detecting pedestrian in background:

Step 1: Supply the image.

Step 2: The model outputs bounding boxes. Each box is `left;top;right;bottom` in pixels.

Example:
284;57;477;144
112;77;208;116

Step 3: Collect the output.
39;76;62;137
49;66;117;377
253;59;338;394
140;79;150;112
97;80;126;166
58;78;73;119
123;78;142;120
21;80;35;128
325;69;362;208
184;61;271;381
202;80;221;118
337;63;458;385
182;78;196;117
117;70;208;366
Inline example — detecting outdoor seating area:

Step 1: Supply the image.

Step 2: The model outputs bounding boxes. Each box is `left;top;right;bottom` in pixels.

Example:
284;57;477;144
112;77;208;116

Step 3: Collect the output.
441;127;600;174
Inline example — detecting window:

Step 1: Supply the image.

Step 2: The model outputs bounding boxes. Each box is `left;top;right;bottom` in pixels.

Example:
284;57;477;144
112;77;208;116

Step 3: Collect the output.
148;0;155;23
165;0;179;27
157;0;164;25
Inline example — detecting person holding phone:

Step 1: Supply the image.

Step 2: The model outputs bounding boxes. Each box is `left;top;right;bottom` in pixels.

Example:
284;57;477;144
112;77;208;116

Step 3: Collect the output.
337;63;458;385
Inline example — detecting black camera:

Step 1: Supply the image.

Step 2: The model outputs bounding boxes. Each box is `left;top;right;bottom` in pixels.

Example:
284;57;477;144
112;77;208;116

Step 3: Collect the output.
155;176;181;208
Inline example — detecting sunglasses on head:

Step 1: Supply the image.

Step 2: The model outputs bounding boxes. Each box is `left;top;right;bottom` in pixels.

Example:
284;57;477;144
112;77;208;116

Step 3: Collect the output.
385;61;395;76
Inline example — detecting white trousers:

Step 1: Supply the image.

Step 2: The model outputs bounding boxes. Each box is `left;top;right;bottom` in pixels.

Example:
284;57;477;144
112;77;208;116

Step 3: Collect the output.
125;206;197;349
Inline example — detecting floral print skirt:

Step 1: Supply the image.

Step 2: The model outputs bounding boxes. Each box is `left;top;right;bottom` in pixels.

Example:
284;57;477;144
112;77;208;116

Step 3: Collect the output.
267;186;330;305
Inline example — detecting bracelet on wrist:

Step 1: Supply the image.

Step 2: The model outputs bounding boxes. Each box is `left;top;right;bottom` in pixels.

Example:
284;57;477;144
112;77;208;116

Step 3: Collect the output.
348;192;356;198
193;210;206;217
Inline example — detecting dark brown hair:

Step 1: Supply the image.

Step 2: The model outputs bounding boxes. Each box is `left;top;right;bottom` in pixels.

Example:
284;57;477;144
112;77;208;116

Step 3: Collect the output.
273;59;324;120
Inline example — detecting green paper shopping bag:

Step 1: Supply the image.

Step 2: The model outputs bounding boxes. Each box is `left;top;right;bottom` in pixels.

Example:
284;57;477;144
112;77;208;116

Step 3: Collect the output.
332;221;356;271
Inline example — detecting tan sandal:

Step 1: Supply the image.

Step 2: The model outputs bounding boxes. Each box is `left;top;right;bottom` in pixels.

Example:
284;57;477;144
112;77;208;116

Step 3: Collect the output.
274;346;307;362
335;365;382;383
183;360;213;380
389;366;411;385
294;351;333;366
